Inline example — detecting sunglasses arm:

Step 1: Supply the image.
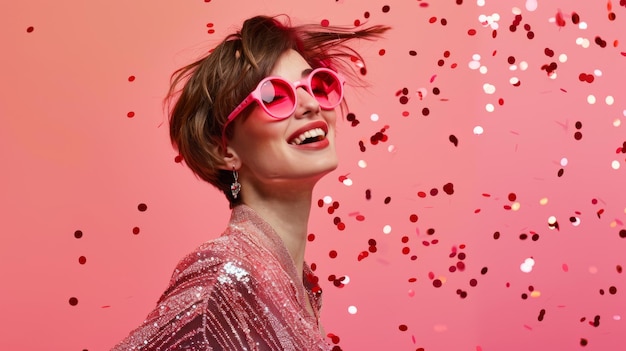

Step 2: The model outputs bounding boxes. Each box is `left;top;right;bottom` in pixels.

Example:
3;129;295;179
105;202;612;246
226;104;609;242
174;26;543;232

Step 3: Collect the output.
221;93;256;151
225;94;256;125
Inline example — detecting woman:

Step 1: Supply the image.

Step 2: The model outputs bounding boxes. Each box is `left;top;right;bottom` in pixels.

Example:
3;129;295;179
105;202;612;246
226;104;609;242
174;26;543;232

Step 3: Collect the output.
113;15;389;351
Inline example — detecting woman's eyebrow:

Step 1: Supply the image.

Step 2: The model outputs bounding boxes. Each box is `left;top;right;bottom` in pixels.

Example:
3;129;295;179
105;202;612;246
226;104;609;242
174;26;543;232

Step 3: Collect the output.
301;68;313;78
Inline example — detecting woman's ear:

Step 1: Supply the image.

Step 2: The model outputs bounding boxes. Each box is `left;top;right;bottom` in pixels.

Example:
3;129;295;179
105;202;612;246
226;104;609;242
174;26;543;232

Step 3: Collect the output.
215;144;241;171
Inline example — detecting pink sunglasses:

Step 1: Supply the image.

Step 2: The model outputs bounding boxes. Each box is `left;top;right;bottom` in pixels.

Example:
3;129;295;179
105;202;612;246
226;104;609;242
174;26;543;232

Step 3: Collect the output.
221;67;345;148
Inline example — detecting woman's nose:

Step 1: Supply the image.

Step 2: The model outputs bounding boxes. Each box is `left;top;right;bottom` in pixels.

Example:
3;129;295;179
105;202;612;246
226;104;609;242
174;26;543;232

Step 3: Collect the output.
294;87;321;118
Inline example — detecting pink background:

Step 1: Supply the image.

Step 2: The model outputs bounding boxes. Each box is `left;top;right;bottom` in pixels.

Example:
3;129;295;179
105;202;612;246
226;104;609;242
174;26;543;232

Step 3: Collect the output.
2;0;625;350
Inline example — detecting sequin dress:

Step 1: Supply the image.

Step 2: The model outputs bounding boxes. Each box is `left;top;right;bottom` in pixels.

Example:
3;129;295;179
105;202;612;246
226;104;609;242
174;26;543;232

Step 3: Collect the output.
112;204;329;351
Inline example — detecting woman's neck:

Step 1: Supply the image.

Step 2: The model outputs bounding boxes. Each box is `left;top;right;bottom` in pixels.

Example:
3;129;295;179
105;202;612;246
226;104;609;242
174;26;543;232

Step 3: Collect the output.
242;189;313;278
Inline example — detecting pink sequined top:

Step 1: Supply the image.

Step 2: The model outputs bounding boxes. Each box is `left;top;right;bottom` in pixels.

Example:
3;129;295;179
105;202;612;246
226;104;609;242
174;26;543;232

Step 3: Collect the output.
112;204;329;351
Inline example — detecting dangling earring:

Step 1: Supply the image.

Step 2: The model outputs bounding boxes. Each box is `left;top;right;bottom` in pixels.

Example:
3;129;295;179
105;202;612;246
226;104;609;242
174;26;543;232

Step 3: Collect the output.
230;167;241;199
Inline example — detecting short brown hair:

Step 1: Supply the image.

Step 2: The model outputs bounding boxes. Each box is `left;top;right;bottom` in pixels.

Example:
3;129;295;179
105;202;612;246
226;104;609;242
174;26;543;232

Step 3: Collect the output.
166;15;389;207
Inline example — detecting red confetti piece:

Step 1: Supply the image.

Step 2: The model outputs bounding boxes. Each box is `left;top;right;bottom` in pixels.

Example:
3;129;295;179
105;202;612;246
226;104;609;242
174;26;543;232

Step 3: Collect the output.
328;333;340;344
357;251;369;261
321;19;330;27
449;135;459;147
127;111;135;118
132;227;140;235
579;73;595;83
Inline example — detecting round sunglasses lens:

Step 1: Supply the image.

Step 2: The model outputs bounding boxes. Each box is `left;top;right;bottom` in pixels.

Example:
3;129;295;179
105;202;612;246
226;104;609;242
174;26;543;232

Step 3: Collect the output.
311;71;342;108
259;79;295;118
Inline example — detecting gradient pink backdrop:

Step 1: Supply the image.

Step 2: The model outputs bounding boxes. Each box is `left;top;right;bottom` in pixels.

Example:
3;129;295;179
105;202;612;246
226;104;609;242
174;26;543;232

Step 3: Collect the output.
2;0;625;350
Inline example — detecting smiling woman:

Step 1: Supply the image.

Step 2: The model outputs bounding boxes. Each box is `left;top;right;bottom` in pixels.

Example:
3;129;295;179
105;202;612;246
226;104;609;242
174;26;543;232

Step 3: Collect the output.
111;15;389;351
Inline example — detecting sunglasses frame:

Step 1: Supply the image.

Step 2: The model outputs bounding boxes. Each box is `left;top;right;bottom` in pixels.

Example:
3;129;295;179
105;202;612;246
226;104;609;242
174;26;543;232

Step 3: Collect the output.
221;67;345;149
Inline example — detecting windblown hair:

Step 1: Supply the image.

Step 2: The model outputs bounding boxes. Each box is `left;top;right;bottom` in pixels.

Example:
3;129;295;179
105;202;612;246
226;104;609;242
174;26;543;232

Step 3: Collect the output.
166;15;390;207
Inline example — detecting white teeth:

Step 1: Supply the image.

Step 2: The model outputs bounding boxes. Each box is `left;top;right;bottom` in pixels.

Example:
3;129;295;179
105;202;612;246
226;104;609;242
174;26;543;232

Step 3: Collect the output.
290;128;326;145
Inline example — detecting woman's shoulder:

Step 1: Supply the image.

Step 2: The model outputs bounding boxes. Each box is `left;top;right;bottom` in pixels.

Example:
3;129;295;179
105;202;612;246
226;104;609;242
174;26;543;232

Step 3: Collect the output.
169;234;239;280
152;233;258;307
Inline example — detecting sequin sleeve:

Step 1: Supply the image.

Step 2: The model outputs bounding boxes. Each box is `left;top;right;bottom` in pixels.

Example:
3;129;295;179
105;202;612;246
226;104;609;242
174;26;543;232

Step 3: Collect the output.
112;205;329;351
112;252;280;350
112;249;326;350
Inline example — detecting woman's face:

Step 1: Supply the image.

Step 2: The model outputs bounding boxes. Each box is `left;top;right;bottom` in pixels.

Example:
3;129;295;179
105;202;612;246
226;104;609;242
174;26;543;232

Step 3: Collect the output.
228;49;339;188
